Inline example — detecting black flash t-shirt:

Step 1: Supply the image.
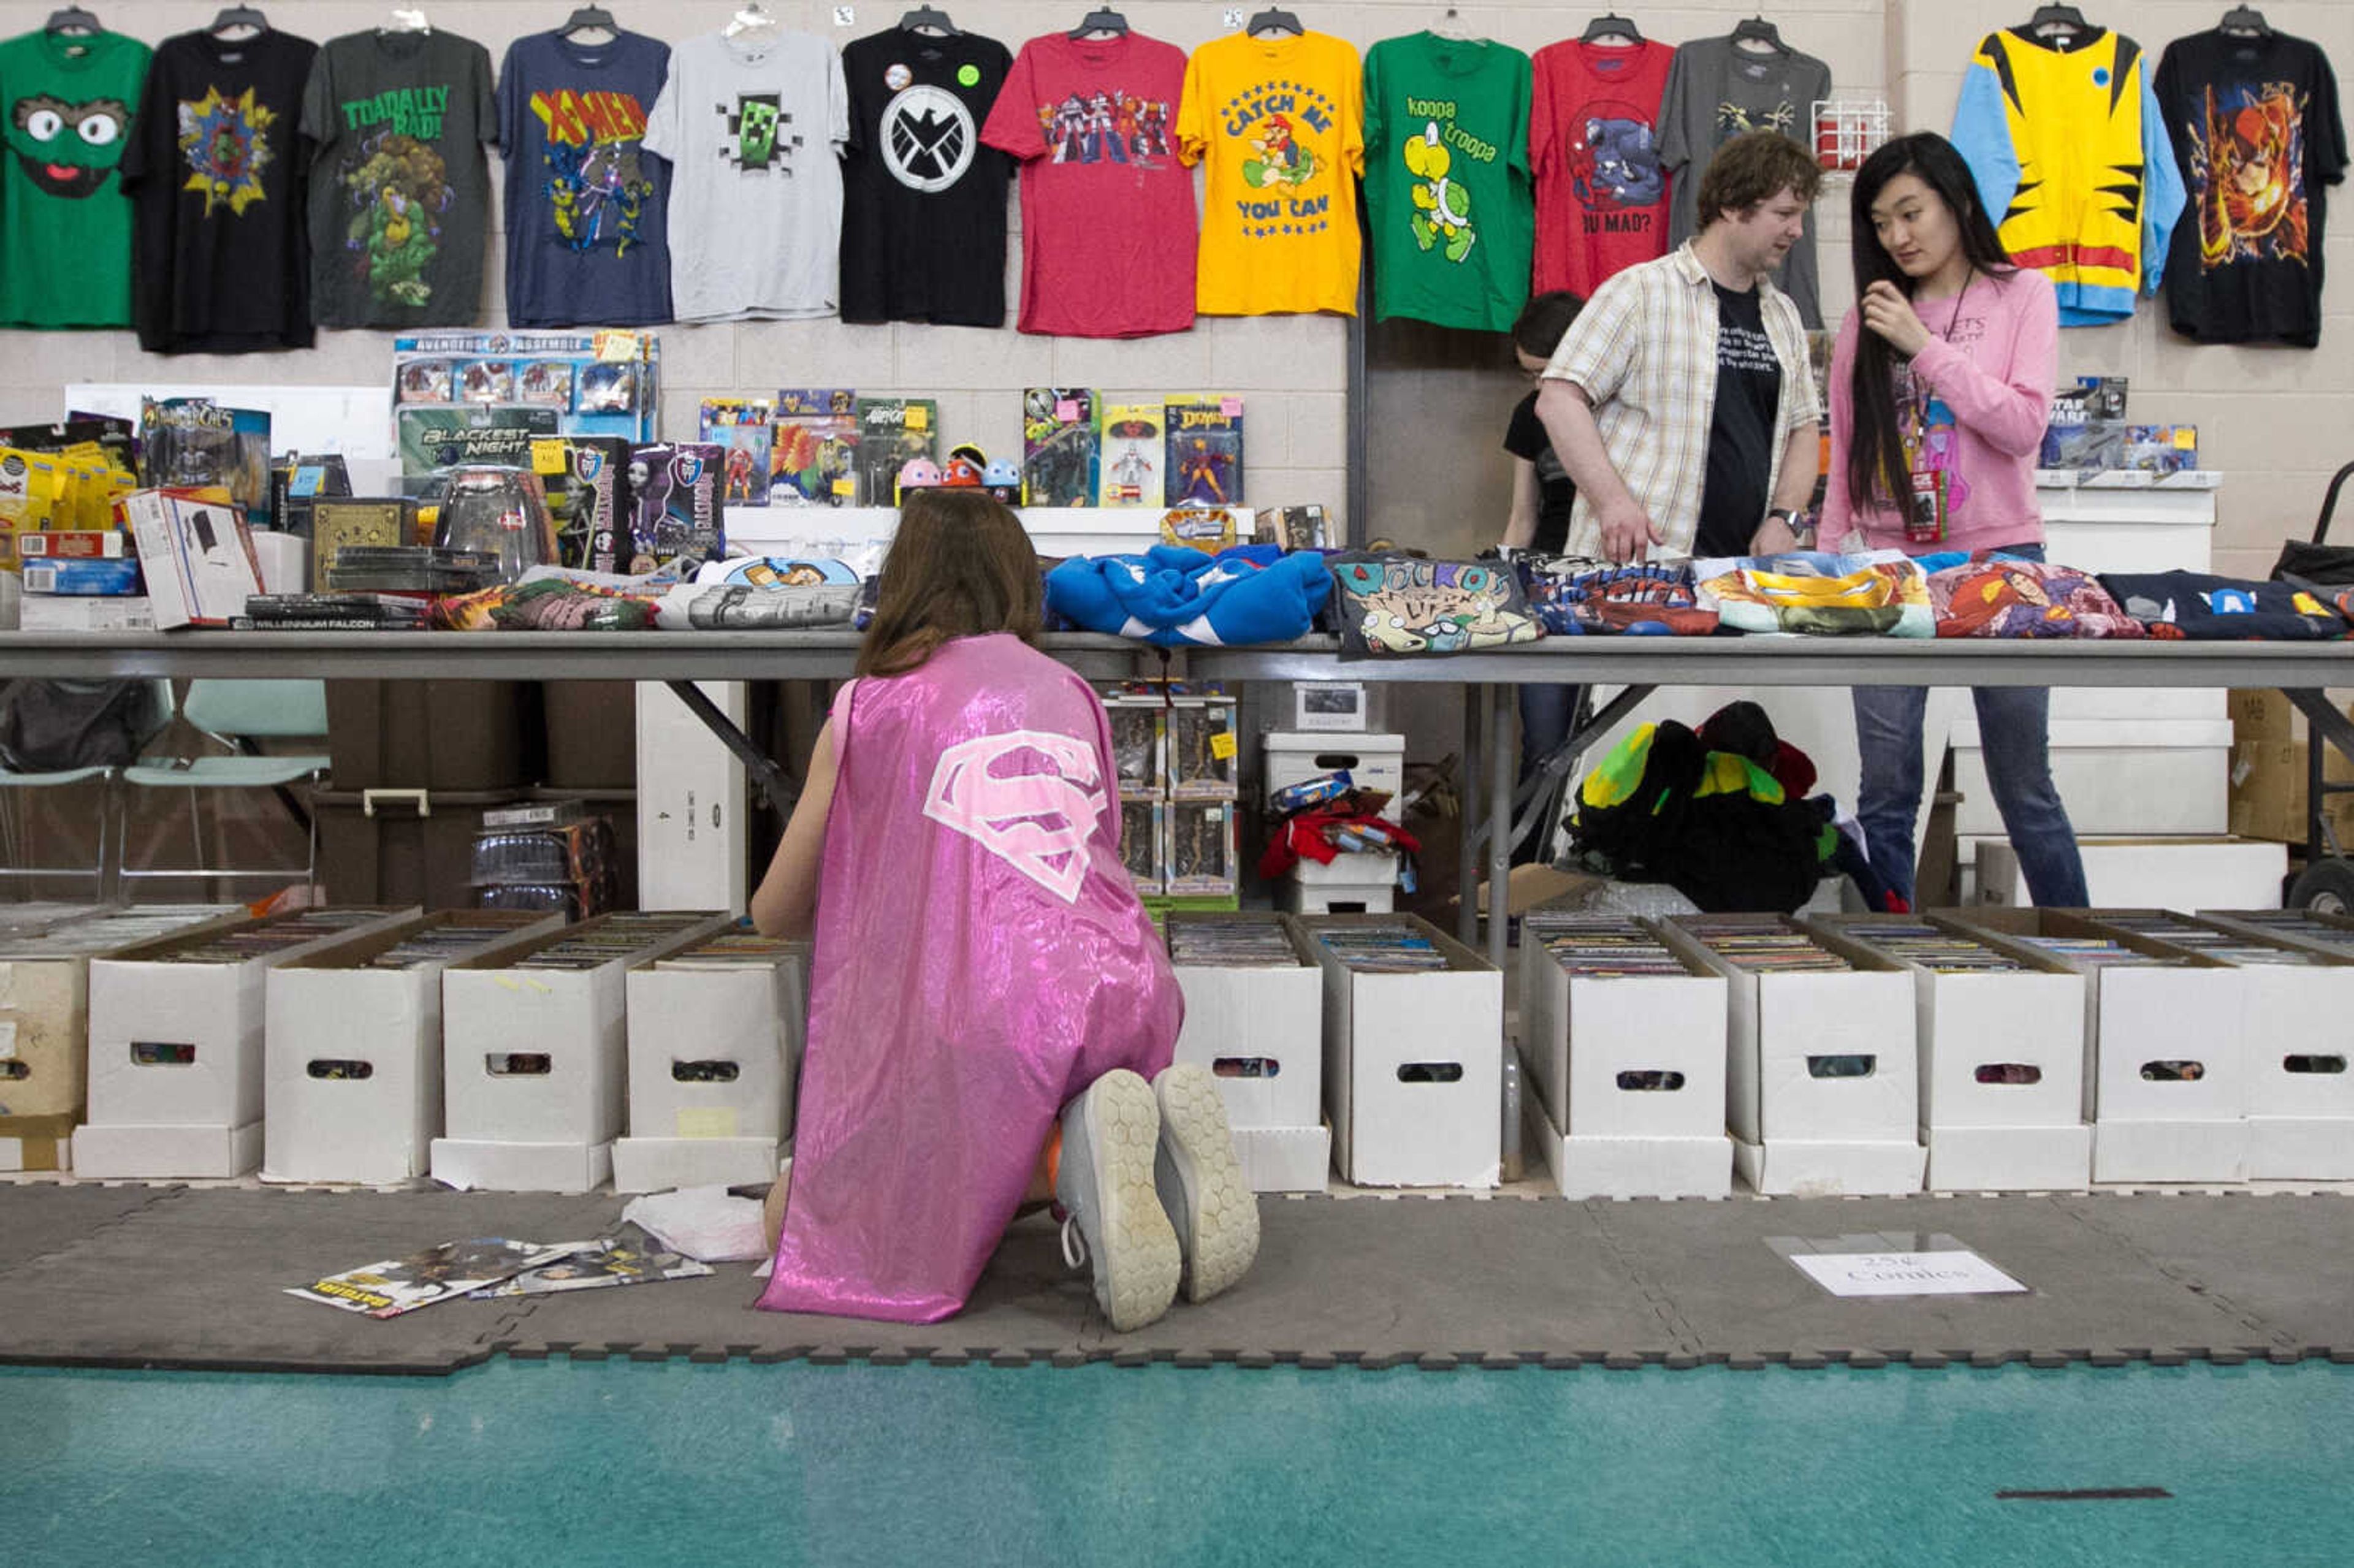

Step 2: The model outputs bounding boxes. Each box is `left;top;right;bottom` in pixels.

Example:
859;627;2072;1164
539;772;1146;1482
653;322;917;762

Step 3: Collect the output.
1693;280;1781;559
838;26;1013;327
121;28;319;352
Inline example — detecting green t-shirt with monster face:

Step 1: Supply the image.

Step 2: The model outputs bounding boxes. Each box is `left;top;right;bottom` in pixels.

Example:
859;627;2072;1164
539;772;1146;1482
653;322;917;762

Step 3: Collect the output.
0;27;150;328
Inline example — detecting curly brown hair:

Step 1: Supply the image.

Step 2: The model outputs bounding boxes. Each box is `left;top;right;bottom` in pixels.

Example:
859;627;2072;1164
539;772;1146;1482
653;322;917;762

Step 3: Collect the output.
1695;129;1823;230
856;489;1043;677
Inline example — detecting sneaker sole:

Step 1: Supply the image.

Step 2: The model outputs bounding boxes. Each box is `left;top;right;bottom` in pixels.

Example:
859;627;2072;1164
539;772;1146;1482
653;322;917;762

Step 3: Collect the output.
1154;1064;1260;1304
1057;1070;1179;1333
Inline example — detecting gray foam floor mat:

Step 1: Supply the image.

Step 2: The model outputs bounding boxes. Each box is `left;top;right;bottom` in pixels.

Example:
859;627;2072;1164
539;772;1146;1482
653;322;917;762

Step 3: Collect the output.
2;1185;2349;1372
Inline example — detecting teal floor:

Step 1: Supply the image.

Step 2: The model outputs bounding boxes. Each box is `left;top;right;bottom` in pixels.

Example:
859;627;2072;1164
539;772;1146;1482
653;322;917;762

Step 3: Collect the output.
5;1360;2350;1566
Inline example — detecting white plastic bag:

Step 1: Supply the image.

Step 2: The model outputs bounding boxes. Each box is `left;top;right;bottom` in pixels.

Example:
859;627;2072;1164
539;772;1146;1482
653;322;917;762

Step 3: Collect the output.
619;1184;770;1263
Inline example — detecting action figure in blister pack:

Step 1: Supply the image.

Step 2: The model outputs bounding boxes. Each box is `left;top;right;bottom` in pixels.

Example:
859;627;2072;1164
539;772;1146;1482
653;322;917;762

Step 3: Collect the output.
1107;705;1160;793
459;360;516;403
517;360;575;407
398;359;454;403
578;362;638;413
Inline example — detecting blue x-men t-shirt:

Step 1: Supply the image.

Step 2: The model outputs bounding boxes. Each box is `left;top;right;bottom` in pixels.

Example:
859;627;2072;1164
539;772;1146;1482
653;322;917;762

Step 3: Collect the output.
495;28;674;326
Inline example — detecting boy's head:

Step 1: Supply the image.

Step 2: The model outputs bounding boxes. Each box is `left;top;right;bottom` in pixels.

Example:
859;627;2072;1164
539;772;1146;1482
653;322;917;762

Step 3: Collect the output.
1511;289;1585;374
858;488;1044;677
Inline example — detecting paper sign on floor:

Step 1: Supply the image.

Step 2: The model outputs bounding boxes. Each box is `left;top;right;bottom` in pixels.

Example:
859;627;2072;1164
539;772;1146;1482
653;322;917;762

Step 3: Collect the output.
1786;1250;2028;1298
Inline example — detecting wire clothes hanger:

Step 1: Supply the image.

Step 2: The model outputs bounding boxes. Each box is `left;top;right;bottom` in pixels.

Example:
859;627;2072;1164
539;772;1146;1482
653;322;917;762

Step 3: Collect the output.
1580;11;1644;45
1067;7;1127;39
1246;7;1303;37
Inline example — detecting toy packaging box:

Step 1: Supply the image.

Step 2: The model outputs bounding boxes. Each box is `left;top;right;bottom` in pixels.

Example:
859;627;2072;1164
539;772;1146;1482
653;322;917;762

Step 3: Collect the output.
2124;425;2198;474
393;330;659;449
397;408;562;477
1099;403;1166;508
1023;388;1100;508
699;400;776;510
625;443;726;571
549;437;633;573
140;398;272;528
855;398;938;506
771;389;859;508
1164;397;1244;507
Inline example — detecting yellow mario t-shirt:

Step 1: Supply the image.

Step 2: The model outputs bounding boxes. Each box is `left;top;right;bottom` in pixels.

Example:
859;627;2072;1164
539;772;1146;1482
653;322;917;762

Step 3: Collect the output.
1178;30;1365;316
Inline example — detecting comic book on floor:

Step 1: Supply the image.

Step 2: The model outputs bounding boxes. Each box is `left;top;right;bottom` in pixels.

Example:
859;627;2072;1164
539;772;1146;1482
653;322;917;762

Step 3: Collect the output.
286;1238;590;1318
468;1234;715;1297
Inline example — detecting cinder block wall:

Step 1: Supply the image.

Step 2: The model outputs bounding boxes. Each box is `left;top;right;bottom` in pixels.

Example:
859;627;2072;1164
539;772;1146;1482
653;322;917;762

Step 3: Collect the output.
0;0;2341;563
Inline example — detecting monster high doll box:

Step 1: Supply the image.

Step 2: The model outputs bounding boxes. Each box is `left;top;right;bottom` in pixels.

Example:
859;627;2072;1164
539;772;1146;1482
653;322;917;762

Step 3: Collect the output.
855;398;939;506
1023;388;1100;508
624;443;726;571
1099;403;1165;508
549;437;633;573
771;389;860;507
699;399;776;510
1163;397;1244;508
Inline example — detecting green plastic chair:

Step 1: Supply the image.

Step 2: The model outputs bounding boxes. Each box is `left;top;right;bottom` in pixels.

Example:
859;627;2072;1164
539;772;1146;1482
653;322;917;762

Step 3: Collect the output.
0;679;173;899
119;679;331;891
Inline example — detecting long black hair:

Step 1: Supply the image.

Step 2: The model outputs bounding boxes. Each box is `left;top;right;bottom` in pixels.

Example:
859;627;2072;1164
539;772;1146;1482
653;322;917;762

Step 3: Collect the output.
1845;132;2017;513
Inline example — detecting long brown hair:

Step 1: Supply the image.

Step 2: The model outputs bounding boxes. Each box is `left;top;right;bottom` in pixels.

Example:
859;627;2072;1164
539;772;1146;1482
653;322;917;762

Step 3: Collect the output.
856;489;1044;677
1845;132;2017;512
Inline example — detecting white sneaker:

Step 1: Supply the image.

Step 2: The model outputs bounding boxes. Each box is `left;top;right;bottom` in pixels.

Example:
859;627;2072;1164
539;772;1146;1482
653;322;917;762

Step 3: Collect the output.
1056;1070;1179;1333
1152;1063;1260;1304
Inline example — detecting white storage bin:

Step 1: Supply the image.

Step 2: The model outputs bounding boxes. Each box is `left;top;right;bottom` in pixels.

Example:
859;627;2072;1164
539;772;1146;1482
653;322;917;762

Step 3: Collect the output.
1265;732;1406;823
1952;718;2231;837
1168;913;1322;1132
1976;837;2285;911
612;940;809;1193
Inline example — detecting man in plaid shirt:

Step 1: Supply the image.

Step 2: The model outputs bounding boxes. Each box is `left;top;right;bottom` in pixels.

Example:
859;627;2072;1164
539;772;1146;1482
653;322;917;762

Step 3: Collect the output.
1536;131;1823;565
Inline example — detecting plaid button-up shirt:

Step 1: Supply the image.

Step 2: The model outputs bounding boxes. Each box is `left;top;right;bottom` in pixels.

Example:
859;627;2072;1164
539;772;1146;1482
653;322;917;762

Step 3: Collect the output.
1541;242;1818;559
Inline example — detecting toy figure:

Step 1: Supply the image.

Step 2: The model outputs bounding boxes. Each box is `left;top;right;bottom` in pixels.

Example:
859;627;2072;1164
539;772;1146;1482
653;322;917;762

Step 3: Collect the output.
1174;437;1229;504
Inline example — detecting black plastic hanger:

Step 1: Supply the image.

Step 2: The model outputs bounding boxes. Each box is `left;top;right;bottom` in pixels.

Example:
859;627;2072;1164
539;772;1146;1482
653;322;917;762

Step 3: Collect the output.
208;5;267;37
1067;7;1127;38
2219;6;2271;37
1247;8;1303;37
44;6;101;35
558;5;616;38
1580;11;1644;45
2028;5;2090;39
1731;15;1786;53
900;4;957;34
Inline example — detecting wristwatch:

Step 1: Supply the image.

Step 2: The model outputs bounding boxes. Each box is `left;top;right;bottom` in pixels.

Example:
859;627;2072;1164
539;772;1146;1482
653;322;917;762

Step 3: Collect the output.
1762;508;1816;549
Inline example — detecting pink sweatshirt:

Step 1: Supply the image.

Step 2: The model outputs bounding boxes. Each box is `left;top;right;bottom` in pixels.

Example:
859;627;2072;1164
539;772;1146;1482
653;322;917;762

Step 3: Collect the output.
1821;265;2059;555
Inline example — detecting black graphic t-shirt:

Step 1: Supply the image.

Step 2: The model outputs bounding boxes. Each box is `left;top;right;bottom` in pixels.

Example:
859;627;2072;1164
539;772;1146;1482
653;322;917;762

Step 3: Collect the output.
121;28;316;352
2157;29;2347;348
1503;390;1576;556
496;29;673;327
300;28;496;328
1693;281;1781;559
839;26;1011;327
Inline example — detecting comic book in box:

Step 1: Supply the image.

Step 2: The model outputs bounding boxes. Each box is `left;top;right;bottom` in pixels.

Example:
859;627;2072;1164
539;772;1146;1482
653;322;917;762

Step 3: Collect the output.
1099;403;1165;508
699;398;775;510
1164;397;1243;507
771;389;859;507
627;443;725;570
1023;387;1099;508
855;398;939;506
286;1238;590;1318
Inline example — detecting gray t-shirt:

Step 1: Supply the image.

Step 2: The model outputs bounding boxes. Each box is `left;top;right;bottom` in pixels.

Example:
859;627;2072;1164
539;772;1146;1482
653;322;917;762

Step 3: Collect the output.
642;30;848;322
1658;36;1830;327
300;28;497;327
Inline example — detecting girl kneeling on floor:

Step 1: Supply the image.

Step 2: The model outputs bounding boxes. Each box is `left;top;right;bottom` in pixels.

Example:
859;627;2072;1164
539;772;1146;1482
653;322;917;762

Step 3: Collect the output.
749;489;1257;1330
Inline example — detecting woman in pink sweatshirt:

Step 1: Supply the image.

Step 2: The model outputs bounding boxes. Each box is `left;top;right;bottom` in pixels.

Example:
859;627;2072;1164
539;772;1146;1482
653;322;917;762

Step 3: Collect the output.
1822;131;2087;908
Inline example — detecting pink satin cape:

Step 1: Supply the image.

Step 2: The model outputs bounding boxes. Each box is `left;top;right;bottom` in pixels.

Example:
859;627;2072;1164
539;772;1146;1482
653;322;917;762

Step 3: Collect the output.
755;634;1181;1322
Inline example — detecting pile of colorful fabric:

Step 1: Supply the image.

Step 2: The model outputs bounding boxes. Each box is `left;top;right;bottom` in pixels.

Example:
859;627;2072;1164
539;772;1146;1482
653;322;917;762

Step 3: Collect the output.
1045;544;1331;648
1924;554;2146;639
1694;550;1935;637
1517;558;1720;636
2095;571;2353;641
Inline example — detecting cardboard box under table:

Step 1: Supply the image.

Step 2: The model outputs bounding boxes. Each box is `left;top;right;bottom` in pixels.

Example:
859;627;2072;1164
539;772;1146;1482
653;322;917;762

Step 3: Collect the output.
2081;910;2354;1181
432;911;730;1192
76;908;422;1179
612;935;809;1193
1946;909;2248;1182
1517;911;1731;1198
1806;914;2092;1192
1166;911;1330;1192
1267;732;1406;914
1656;915;1924;1197
0;905;248;1171
1297;913;1501;1189
260;911;566;1185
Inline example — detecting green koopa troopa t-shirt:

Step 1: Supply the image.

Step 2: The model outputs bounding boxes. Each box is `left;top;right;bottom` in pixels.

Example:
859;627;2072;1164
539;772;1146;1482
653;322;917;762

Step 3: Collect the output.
0;26;151;327
1362;31;1531;331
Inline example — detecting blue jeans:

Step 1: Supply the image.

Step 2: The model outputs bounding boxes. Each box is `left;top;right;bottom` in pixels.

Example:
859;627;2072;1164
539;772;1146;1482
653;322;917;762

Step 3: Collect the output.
1851;545;2089;908
1518;682;1580;774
